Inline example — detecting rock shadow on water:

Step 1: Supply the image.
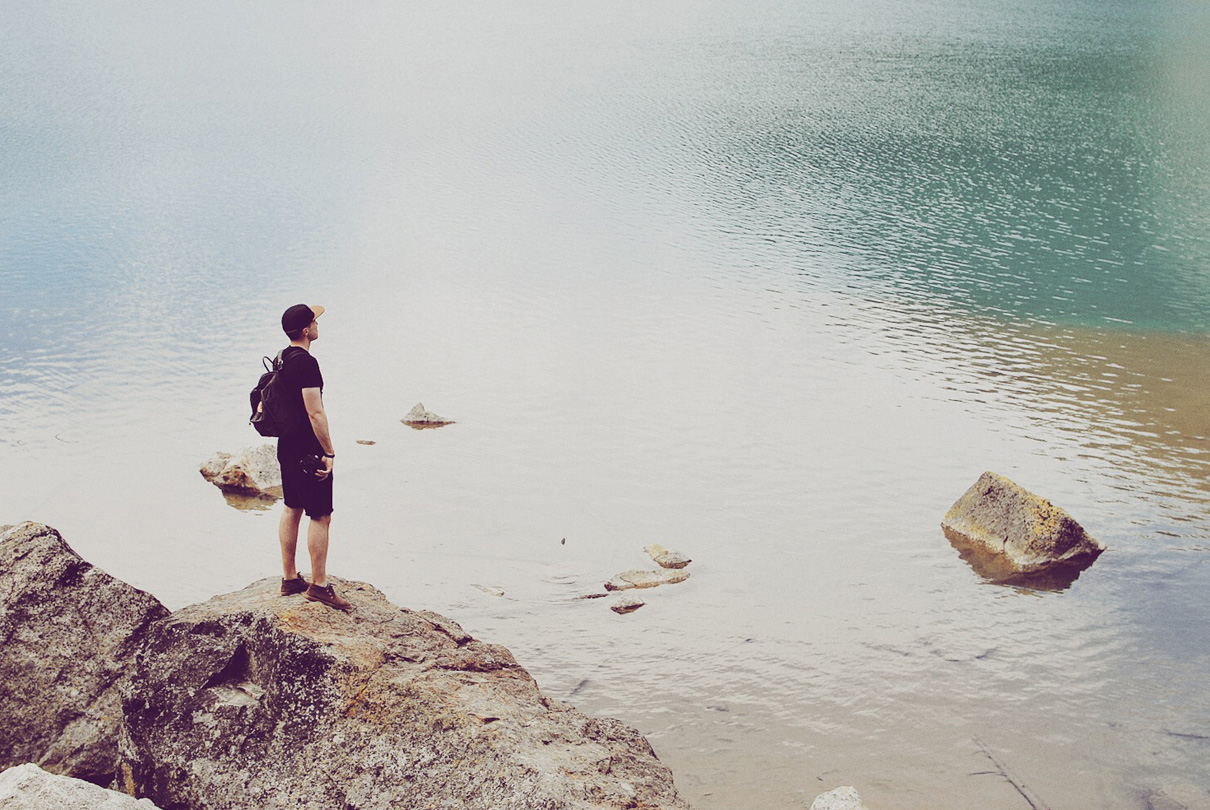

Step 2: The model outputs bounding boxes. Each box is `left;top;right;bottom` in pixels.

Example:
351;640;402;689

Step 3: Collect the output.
220;487;282;512
944;527;1095;592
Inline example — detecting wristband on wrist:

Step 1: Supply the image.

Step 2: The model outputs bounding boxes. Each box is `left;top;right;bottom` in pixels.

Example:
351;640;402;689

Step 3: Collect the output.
322;453;335;458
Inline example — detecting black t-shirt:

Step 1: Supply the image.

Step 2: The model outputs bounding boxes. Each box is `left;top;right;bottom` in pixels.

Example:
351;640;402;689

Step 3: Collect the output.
277;346;324;454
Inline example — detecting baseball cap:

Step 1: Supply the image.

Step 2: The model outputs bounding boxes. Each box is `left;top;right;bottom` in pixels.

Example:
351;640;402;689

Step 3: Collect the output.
282;304;325;334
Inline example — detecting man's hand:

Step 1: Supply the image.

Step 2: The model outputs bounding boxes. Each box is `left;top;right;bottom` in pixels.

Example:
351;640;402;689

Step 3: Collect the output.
315;455;333;480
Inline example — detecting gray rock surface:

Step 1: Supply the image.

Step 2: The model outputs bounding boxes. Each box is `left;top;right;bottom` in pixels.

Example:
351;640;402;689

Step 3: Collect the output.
199;444;282;497
644;544;691;570
0;523;169;785
1149;784;1210;810
0;763;161;809
119;577;691;810
604;569;690;591
808;786;868;810
941;471;1105;578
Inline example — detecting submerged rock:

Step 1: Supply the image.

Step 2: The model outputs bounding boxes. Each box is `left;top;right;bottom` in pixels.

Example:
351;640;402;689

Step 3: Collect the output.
809;786;868;810
0;523;169;785
0;763;162;809
644;544;691;569
610;595;646;615
604;569;690;591
199;444;282;498
1149;784;1210;810
402;402;455;428
942;472;1105;582
119;577;691;810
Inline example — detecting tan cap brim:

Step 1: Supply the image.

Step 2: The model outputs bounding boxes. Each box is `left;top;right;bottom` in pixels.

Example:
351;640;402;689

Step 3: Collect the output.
311;305;325;319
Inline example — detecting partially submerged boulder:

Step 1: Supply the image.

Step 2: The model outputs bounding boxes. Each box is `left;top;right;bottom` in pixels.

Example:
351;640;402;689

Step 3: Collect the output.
0;763;162;809
604;569;690;591
199;444;281;498
0;523;168;785
610;595;645;615
119;578;691;810
402;402;455;428
644;544;691;570
942;472;1105;583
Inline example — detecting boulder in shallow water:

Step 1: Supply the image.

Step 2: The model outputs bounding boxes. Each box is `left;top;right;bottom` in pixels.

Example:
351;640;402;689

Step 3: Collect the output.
0;523;169;785
644;544;691;569
604;569;690;591
199;444;281;497
809;786;868;810
119;577;691;810
942;472;1105;581
402;402;455;428
0;763;162;809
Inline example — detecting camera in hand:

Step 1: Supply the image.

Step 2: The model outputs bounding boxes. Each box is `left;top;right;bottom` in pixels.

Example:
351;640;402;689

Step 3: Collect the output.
299;454;324;477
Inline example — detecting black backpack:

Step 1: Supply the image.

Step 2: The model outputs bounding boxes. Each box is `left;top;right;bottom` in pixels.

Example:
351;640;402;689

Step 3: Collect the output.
249;350;307;438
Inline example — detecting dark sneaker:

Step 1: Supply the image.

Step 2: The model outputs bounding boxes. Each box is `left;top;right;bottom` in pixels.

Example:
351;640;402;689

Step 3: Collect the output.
305;582;352;611
280;574;308;596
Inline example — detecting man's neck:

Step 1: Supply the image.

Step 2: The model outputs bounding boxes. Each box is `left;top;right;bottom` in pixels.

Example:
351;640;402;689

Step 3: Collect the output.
289;337;311;352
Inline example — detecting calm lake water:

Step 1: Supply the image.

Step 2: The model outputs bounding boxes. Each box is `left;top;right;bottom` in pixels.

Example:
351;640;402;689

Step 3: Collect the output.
4;2;1210;808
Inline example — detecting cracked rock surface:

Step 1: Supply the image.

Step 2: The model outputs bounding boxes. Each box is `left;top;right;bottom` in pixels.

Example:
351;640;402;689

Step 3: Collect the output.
0;522;169;785
119;577;691;810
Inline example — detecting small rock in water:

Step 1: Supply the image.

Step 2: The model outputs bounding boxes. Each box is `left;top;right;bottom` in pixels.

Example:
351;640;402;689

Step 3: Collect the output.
355;439;376;446
610;595;645;615
199;444;281;498
942;471;1105;581
402;402;455;428
809;786;868;810
604;569;690;591
472;583;505;598
645;543;691;569
1149;784;1210;810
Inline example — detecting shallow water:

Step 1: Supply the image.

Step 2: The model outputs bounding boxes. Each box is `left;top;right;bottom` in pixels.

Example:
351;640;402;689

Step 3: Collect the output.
3;2;1210;808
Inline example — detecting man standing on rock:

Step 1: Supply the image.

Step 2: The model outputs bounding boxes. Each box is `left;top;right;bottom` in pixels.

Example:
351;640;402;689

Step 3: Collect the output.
276;303;351;611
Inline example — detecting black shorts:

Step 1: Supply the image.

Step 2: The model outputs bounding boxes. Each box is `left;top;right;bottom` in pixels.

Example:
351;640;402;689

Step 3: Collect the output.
278;439;334;518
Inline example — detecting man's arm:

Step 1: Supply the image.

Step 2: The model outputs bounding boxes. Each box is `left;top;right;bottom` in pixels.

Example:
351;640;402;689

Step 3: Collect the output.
302;387;334;479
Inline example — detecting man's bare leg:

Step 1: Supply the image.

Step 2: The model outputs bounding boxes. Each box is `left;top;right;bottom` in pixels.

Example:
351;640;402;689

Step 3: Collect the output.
308;514;332;587
279;506;304;579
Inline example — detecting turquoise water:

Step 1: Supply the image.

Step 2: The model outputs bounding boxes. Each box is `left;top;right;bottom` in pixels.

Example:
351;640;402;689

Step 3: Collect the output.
3;2;1210;808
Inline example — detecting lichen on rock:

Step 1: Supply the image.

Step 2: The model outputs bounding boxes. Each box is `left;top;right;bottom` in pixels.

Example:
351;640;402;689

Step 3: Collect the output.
942;471;1105;584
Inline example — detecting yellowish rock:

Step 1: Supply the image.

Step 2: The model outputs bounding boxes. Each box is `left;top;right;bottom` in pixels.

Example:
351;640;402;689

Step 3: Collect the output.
604;569;690;591
644;544;691;569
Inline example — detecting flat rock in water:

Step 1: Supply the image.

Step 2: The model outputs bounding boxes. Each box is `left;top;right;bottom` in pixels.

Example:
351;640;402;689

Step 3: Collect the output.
610;595;645;615
0;763;162;809
402;402;455;427
604;569;690;591
941;471;1105;580
809;786;868;810
644;544;691;569
199;444;282;497
0;523;169;784
119;577;691;810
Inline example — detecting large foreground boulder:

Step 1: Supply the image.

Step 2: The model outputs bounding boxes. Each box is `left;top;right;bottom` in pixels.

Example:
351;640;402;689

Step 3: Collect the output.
0;763;161;809
0;523;168;784
942;472;1105;582
119;578;691;810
